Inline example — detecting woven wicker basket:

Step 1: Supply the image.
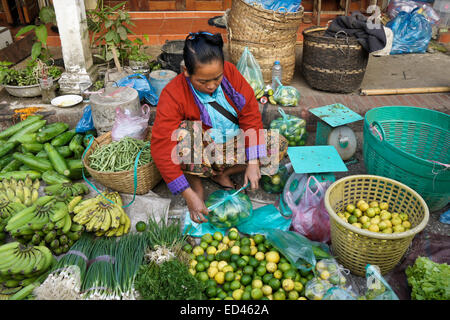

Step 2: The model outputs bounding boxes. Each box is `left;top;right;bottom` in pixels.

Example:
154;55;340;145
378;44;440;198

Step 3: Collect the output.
82;129;162;195
227;0;304;84
302;26;369;93
324;175;429;276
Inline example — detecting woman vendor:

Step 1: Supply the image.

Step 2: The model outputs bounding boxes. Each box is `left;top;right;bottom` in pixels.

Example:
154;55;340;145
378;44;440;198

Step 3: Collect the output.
151;32;287;224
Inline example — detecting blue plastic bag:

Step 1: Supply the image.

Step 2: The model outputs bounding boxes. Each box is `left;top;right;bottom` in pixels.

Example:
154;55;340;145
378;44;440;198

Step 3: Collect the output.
182;204;291;237
75;105;95;133
244;0;302;13
387;8;432;54
113;73;159;106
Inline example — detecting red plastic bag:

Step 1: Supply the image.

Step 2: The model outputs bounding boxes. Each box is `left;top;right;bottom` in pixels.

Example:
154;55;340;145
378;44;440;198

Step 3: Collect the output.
287;175;331;243
111;104;150;141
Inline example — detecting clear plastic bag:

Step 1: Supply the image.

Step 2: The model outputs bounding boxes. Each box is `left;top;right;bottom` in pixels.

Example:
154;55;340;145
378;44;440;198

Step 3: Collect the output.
362;265;399;300
289;175;332;243
261;163;292;194
205;185;253;229
270;107;307;147
236;47;265;94
273;78;300;107
111;104;150;141
387;8;432;54
323;287;358;300
315;258;350;287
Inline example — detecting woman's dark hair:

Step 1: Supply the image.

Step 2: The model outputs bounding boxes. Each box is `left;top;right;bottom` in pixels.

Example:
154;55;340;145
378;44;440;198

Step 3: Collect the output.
183;31;224;75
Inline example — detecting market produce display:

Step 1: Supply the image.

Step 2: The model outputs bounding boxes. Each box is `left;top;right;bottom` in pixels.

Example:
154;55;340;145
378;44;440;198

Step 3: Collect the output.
87;137;152;172
273;82;301;107
184;229;316;300
337;199;411;233
405;256;450;300
270;109;307;147
71;191;131;237
205;189;253;229
261;164;290;194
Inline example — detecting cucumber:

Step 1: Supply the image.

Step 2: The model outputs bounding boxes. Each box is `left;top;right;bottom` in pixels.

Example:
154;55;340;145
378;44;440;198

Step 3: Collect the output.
50;129;76;147
36;122;69;143
20;164;31;171
0;154;14;170
43;143;70;176
0;141;18;158
9;282;40;300
21;143;44;153
66;158;88;179
42;170;72;185
0;115;43;140
35;150;48;159
0;170;41;180
7;120;47;143
12;152;53;172
1;159;22;173
56;146;73;158
69;134;85;159
16;133;37;144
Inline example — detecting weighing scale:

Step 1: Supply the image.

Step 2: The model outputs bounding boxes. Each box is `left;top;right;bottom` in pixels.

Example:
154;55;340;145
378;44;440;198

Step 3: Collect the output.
309;103;363;162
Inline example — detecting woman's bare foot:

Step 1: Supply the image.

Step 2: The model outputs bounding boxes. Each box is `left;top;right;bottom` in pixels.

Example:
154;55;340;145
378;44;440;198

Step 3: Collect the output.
211;174;235;189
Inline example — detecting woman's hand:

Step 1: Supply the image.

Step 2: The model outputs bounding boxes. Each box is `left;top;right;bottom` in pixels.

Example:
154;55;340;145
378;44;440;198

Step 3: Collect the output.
182;188;209;223
244;160;261;190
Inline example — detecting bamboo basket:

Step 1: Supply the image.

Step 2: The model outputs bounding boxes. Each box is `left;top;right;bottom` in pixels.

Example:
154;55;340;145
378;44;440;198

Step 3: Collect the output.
302;26;369;93
227;0;304;84
82;129;162;195
324;175;429;276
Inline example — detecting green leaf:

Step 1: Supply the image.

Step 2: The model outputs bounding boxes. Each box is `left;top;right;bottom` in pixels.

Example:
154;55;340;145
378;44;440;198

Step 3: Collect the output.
15;25;35;38
105;30;115;42
39;6;56;24
105;19;114;29
111;1;127;11
117;26;128;41
35;24;48;45
31;42;42;61
105;51;114;62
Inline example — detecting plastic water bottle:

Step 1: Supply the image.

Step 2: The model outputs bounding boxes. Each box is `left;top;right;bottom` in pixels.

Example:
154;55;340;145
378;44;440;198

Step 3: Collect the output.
271;61;282;92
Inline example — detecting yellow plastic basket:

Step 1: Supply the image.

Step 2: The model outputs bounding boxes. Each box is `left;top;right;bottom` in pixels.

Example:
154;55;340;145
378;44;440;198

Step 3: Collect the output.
324;175;429;276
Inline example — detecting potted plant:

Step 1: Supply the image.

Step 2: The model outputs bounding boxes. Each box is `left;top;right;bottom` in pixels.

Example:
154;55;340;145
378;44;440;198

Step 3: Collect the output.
128;36;152;74
0;60;62;98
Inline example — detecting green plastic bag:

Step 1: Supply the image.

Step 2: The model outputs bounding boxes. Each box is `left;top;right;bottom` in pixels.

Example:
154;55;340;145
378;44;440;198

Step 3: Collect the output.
259;229;332;273
236;47;265;94
270;107;307;147
362;265;399;300
273;78;301;107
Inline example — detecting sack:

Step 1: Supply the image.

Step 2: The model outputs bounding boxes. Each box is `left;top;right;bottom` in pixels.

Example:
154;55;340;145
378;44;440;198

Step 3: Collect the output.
261;163;292;194
270;107;307;147
289;175;332;243
273;78;301;107
387;8;432;54
236;47;265;94
111;104;151;141
205;185;253;229
75;105;95;133
114;73;159;106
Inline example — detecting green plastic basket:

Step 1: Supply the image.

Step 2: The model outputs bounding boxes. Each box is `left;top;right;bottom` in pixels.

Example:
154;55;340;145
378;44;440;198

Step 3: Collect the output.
363;106;450;212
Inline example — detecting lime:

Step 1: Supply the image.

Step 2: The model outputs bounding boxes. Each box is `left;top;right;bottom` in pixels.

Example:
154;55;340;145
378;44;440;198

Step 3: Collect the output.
294;281;303;292
135;221;147;232
288;290;299;300
232;289;244;300
347;215;358;224
241;237;251;247
243;265;254;275
253;234;265;245
196;255;206;263
273;270;283;279
273;290;286;300
214;271;225;285
210;240;219;248
217;291;228;300
262;284;272;296
225;271;235;282
237;258;247;268
222;282;231;292
284;269;297;280
262;273;274;284
206;254;215;262
251;288;263;300
259;260;267;268
202;233;213;244
268;278;281;291
206;279;217;288
220;249;232;261
257;243;267;253
240;274;252;286
230;280;241;291
230;254;240;263
252;279;263;289
195;262;206;272
256;265;267;277
242;291;251;300
228;262;237;272
244;285;252;292
192;245;204;256
213;231;223;242
206;286;217;298
182;243;192;253
240;245;251;256
206;246;217;255
196;271;209;282
278;263;291;273
228;230;239;240
200;241;208;250
265;251;280;263
248;257;259;268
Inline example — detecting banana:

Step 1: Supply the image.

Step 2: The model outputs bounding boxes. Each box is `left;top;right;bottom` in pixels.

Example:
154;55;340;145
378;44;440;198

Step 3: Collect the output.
15;185;24;204
35;246;52;273
68;196;83;213
114;224;125;237
73;198;99;214
5;188;16;202
44;230;56;244
95;229;106;237
61;213;72;234
49;202;68;223
19;275;39;287
105;227;118;237
6;251;29;275
85;211;101;232
20;250;37;275
70;222;84;232
0;242;20;255
32;179;40;191
123;213;131;234
24;176;33;188
73;206;98;225
68;230;82;242
54;214;67;229
109;206;122;229
9;202;26;213
117;207;126;225
30;249;45;274
2;279;20;288
9;179;17;191
100;208;111;232
31;189;39;204
22;186;32;207
1;180;10;190
35;195;55;207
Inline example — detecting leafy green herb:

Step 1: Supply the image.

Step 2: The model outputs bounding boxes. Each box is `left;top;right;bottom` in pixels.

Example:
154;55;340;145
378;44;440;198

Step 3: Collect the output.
134;259;206;300
405;256;450;300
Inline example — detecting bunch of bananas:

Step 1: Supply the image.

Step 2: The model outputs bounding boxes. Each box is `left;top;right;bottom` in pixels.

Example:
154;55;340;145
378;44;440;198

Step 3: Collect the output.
71;191;131;237
0;241;54;298
0;176;40;207
254;88;276;105
5;195;84;255
0;200;27;244
43;182;89;198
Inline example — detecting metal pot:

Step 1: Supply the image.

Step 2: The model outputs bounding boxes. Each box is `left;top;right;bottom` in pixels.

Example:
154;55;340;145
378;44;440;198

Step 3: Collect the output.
3;84;41;98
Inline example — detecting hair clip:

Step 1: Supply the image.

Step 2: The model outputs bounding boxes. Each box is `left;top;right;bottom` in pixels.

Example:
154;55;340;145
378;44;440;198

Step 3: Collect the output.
187;31;214;40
